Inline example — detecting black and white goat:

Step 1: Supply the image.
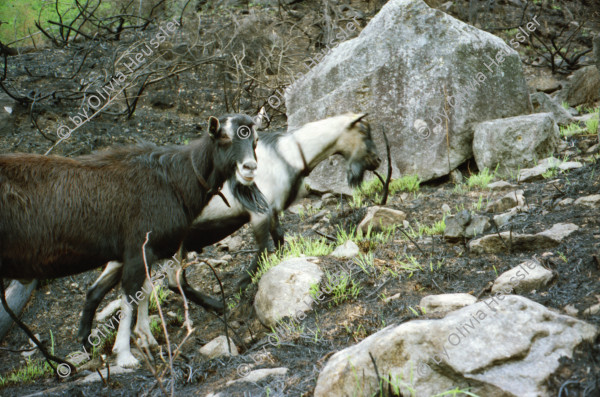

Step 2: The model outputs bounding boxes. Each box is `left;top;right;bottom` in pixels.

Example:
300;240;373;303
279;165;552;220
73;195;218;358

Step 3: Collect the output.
0;114;267;369
79;113;381;361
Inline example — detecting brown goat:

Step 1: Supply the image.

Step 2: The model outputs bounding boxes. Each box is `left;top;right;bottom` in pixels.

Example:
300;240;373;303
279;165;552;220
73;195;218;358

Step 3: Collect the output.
0;114;268;369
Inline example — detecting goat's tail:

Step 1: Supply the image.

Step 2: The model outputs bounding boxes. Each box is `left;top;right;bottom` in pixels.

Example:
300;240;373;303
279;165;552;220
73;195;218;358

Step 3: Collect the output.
0;258;76;377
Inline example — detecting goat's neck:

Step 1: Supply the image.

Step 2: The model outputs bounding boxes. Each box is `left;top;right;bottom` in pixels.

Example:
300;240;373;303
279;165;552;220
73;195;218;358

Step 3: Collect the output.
283;121;342;173
171;143;222;220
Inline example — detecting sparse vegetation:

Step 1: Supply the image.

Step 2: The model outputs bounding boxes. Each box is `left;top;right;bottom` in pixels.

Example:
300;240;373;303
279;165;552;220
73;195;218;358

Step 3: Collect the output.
467;167;495;189
560;122;585;137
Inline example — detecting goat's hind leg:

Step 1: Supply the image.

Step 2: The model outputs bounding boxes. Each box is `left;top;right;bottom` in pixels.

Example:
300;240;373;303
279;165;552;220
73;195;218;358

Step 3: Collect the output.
78;261;122;349
0;259;75;374
134;278;158;351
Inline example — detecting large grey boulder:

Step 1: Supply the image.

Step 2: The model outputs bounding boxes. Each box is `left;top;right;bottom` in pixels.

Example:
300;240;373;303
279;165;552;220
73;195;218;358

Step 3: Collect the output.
254;258;323;328
530;92;574;125
314;295;597;397
563;65;600;107
472;113;559;177
285;0;531;193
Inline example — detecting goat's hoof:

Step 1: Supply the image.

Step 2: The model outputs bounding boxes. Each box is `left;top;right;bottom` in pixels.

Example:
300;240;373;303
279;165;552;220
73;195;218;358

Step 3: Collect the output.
116;351;139;368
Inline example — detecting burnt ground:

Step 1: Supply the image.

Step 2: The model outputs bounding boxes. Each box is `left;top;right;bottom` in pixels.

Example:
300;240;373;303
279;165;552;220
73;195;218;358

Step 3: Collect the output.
0;141;599;396
1;0;600;396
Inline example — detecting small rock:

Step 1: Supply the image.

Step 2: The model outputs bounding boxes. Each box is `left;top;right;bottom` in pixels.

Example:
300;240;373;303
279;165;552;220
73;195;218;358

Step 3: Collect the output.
449;169;463;184
207;258;227;267
486;190;524;213
312;200;323;210
464;215;491;237
227;367;288;385
382;293;401;303
217;235;244;251
443;210;471;241
358;206;406;233
322;193;337;205
518;158;583;182
529;76;562;93
419;293;476;313
487;181;516;191
530;92;574;125
563;304;578;316
574;194;600;208
402;220;410;229
331;241;360;259
493;207;518;227
557;198;574;206
469;223;579;254
441;203;451;215
586;143;599;154
491;260;553;294
80;366;134;383
583;304;600;316
220;254;233;261
199;335;238;359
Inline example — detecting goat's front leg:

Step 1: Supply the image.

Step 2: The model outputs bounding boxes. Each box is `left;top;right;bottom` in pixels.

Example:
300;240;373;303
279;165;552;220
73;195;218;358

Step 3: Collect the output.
166;261;224;314
237;213;271;291
270;209;285;250
113;249;155;368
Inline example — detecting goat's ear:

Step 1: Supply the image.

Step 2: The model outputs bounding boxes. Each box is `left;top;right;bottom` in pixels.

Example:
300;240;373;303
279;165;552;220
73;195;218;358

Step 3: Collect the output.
254;107;268;130
350;113;368;127
208;116;220;139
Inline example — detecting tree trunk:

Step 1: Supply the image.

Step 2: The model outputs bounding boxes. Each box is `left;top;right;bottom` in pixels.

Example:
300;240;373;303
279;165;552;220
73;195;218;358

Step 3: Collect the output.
0;279;38;341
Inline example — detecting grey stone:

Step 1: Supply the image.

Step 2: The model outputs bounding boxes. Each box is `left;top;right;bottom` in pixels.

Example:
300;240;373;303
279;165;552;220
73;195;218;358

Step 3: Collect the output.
441;203;451;215
518;158;583;182
254;258;323;328
216;235;244;251
199;335;238;359
449;169;464;185
528;75;562;93
79;366;134;384
314;295;597;397
227;367;288;385
485;190;524;213
574;194;600;208
487;181;516;191
465;215;491;237
492;207;518;227
331;240;360;259
557;198;574;207
564;65;600;107
530;92;574;125
286;0;531;192
443;210;471;241
419;293;476;313
472;113;559;177
358;206;406;233
469;223;579;254
491;260;553;294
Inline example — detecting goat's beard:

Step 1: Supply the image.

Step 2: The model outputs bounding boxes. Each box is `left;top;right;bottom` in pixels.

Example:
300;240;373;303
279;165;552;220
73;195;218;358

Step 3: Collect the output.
347;161;367;188
230;176;269;214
